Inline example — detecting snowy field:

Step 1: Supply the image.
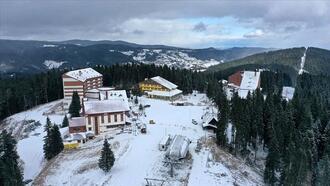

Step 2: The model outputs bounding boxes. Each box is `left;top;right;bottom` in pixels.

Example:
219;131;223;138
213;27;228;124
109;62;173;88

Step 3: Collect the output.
1;93;263;186
0;100;66;181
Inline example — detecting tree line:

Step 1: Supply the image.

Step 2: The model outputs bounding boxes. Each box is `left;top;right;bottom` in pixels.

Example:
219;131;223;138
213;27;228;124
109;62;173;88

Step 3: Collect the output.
208;71;330;185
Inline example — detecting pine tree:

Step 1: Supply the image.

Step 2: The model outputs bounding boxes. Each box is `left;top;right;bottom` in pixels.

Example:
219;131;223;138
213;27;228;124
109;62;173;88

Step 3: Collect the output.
315;155;330;186
69;91;81;117
134;96;139;105
99;139;115;172
61;114;69;128
50;124;64;157
43;117;53;160
216;84;229;147
0;130;24;186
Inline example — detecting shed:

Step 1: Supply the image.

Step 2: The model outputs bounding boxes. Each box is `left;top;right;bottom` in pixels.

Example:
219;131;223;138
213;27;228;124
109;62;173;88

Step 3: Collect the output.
165;135;190;160
159;135;171;151
201;113;218;129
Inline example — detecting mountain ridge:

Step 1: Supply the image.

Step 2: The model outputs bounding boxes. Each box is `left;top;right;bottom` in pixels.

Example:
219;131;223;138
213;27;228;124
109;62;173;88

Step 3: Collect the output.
0;39;272;73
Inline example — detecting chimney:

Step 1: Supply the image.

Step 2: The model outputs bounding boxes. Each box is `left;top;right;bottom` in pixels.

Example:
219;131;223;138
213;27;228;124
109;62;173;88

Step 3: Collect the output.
106;91;109;100
98;92;101;100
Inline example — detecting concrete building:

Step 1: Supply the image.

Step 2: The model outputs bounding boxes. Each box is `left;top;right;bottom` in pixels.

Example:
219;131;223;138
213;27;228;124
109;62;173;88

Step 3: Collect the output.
62;68;103;109
83;99;130;135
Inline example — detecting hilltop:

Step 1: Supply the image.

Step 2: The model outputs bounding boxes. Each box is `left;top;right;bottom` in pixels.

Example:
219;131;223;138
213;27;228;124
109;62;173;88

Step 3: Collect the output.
208;47;330;79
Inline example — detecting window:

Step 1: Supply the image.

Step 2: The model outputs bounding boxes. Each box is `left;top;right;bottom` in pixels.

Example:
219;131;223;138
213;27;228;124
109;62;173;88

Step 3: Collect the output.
114;114;117;122
108;114;111;123
101;115;104;123
88;116;91;125
88;127;92;131
121;114;124;121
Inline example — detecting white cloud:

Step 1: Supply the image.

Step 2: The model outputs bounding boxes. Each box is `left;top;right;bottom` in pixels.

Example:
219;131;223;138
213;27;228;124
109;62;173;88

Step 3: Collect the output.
100;18;244;48
243;29;264;38
1;1;330;49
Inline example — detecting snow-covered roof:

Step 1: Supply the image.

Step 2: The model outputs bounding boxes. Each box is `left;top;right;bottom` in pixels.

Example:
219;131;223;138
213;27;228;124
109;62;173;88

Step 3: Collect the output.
240;71;260;90
85;89;128;102
98;87;115;91
84;99;129;115
202;113;218;129
104;90;128;101
64;68;102;82
238;71;260;98
238;89;250;99
69;117;85;127
160;135;171;146
147;89;182;97
151;76;178;90
166;135;190;160
282;86;295;100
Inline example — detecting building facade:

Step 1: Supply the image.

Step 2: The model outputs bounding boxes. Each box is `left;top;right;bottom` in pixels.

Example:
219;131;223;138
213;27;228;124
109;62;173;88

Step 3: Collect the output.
62;68;103;109
139;76;182;101
83;99;130;135
139;78;169;92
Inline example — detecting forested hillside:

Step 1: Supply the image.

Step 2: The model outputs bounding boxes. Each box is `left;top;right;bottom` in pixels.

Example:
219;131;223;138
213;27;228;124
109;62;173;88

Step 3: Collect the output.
208;47;330;78
305;47;330;75
207;71;330;185
0;39;271;73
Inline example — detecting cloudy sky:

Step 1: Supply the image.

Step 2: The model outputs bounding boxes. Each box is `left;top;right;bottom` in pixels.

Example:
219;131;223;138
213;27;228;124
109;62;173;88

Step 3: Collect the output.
1;0;330;49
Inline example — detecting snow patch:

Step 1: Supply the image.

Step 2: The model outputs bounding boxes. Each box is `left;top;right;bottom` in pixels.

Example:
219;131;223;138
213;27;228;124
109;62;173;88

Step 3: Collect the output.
120;50;134;56
43;60;66;69
43;44;57;47
298;47;308;75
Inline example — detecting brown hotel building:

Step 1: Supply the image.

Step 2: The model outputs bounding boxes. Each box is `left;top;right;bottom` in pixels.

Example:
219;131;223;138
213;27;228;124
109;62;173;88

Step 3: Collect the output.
62;68;103;109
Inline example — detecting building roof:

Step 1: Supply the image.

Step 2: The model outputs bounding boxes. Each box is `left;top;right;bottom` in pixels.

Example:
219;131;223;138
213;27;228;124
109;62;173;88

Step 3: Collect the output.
64;68;102;82
202;113;218;129
166;135;190;160
147;89;182;97
151;76;178;90
282;86;295;100
84;99;129;115
160;135;171;146
85;89;128;102
238;71;260;98
69;117;86;127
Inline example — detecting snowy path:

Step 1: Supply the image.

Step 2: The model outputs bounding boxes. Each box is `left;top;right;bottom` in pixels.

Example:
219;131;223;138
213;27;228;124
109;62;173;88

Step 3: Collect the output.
298;47;308;75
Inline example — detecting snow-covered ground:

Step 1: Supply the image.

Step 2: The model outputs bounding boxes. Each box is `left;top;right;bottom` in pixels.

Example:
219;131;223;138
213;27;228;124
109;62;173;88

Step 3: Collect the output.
43;60;66;69
0;100;66;181
1;93;263;185
21;93;261;186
